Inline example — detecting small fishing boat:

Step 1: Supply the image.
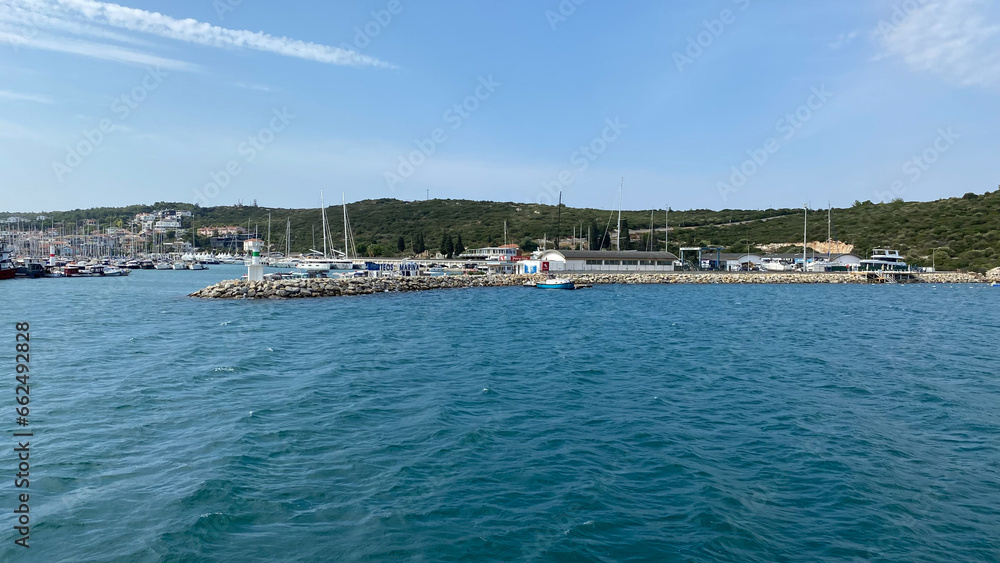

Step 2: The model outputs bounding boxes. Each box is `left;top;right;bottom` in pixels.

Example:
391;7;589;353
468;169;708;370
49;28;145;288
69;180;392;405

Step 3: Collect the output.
187;262;207;270
101;266;130;276
14;258;45;278
536;277;575;290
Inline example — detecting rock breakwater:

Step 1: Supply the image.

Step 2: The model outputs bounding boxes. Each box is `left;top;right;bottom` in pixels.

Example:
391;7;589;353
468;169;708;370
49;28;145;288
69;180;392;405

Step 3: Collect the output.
189;271;985;299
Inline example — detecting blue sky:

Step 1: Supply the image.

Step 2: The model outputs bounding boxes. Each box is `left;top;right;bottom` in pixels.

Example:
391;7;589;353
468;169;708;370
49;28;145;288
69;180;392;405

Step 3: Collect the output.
1;0;998;212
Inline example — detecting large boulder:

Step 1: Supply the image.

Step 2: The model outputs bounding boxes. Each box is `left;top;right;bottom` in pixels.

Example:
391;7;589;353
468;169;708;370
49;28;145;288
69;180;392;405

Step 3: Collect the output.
987;267;1000;280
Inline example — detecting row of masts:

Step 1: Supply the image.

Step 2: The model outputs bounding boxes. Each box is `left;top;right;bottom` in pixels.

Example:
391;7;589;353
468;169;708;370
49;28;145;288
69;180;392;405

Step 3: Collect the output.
553;178;671;252
316;191;356;260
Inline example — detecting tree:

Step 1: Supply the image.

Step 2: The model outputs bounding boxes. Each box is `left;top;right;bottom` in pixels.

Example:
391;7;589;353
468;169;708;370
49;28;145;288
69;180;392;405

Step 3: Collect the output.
618;218;630;250
455;233;465;256
520;237;538;252
397;236;406;253
440;231;449;254
413;232;426;254
444;234;455;258
366;243;385;257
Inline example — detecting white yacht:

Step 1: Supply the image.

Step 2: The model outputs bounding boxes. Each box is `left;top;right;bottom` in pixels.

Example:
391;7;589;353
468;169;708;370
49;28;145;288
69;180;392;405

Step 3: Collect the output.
761;258;790;271
859;248;909;271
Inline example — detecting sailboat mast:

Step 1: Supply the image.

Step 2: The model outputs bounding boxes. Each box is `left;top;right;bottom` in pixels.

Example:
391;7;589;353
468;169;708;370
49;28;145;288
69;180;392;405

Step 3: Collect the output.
648;210;654;251
320;191;328;258
827;203;832;259
555;191;562;251
665;207;669;251
267;213;271;260
803;205;808;271
616;177;623;251
285;218;291;257
342;193;349;259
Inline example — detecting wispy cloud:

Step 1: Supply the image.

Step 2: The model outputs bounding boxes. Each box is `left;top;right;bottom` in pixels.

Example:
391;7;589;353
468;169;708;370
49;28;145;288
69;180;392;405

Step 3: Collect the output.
877;0;1000;87
0;2;150;46
828;30;858;50
0;89;53;103
2;0;392;69
0;29;197;70
234;82;272;93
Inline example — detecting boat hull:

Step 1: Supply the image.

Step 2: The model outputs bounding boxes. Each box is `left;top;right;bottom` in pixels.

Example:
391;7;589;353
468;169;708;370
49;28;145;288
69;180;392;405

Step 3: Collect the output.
536;282;575;290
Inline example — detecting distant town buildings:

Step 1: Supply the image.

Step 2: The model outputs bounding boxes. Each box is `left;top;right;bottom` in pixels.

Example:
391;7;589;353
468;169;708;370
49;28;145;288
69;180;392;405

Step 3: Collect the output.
131;209;192;234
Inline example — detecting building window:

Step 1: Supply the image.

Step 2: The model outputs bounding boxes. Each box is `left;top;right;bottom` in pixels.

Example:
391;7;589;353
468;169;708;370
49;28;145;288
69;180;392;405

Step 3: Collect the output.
639;260;653;265
585;259;601;265
656;261;671;266
604;260;621;266
622;260;638;265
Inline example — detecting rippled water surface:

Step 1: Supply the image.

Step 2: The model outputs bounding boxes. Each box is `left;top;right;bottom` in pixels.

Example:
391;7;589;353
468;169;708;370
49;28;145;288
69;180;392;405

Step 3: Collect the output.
4;266;1000;561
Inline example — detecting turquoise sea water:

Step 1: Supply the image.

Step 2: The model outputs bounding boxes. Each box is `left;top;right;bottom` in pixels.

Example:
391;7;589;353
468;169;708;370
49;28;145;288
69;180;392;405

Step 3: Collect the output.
3;266;1000;562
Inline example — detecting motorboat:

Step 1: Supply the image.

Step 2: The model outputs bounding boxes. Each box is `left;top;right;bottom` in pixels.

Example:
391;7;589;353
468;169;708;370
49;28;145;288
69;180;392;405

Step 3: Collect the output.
102;267;130;276
0;244;15;280
536;277;575;290
860;249;909;271
15;258;45;278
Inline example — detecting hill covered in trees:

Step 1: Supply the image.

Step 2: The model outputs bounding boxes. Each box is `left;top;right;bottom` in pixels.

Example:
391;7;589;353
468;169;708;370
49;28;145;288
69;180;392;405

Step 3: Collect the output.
4;188;1000;271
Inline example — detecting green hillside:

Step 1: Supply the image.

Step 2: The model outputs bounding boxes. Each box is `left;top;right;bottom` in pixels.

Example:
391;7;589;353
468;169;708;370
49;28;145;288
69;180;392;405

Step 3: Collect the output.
4;189;1000;271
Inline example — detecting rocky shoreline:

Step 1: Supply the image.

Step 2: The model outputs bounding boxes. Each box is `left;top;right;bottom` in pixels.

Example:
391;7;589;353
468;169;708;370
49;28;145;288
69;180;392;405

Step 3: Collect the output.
189;271;988;299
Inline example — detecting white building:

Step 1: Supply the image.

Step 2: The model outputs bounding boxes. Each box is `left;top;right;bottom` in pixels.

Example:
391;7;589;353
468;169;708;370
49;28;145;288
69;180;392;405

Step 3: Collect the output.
518;249;679;274
154;219;183;231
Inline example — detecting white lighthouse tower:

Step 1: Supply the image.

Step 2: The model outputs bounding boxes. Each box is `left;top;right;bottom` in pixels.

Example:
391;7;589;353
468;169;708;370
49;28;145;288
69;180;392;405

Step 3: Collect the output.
247;239;264;281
